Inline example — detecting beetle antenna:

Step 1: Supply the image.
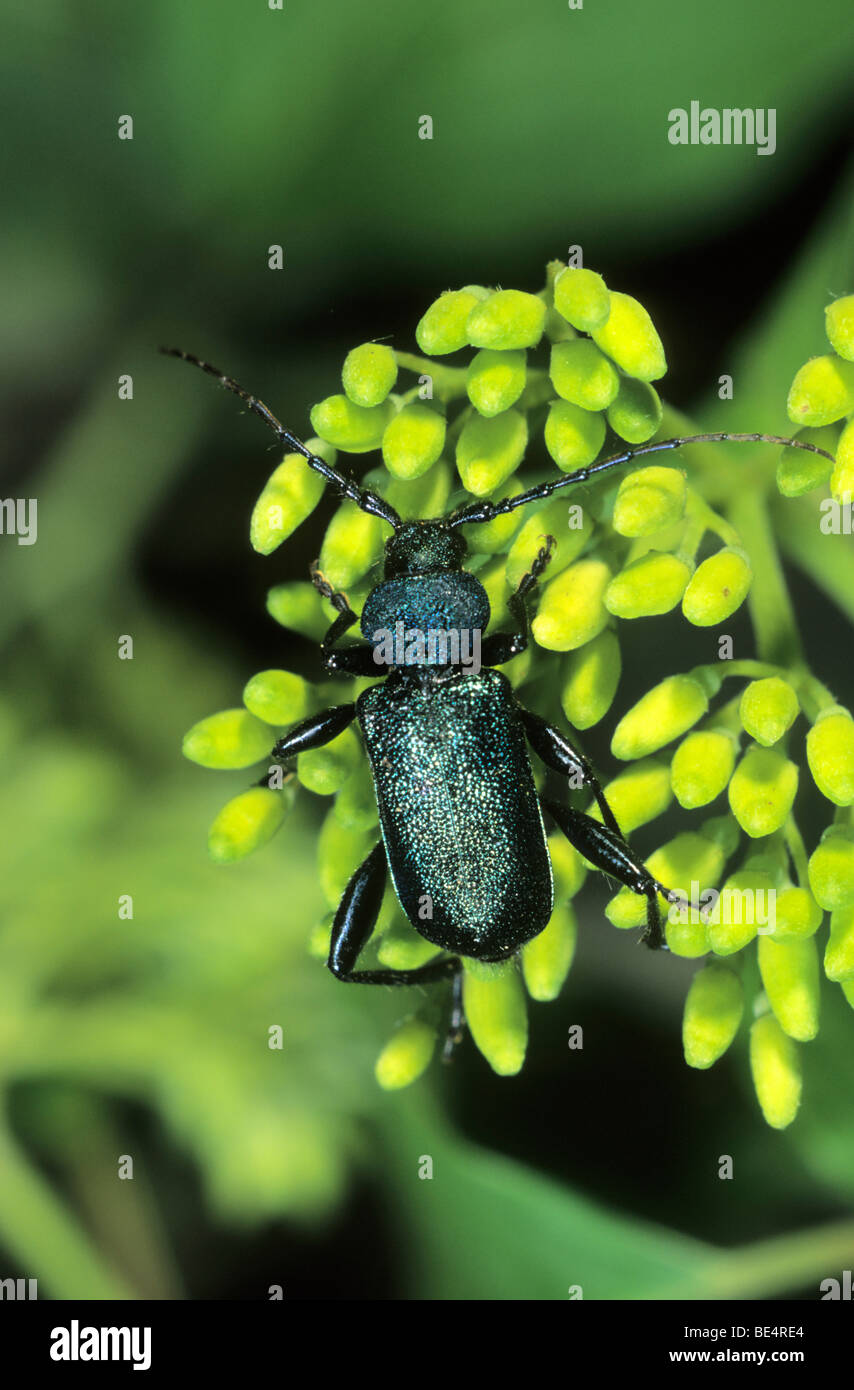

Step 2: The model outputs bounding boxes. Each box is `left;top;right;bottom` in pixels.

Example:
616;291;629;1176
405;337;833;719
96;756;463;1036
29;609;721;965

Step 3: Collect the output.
449;431;837;526
160;347;401;530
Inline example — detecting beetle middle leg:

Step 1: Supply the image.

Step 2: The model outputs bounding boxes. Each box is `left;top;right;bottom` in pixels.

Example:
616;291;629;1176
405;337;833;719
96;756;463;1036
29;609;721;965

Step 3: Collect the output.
480;535;556;666
521;709;624;837
542;798;682;950
329;842;462;986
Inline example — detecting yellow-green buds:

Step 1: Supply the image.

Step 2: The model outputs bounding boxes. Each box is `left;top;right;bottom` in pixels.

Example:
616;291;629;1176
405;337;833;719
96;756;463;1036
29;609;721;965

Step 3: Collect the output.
787;354;854;427
681;548;752;626
749;1014;802;1129
707;869;773;955
374;1019;438;1090
591;292;667;382
297;726;361;796
467;349;527;417
559;629;621;729
611;674;709;760
549;339;619;411
605;551;692;618
467;290;546;351
807;707;854;805
341;342;398;407
317;812;373;908
250;439;331;554
825;294;854;361
808;825;854;910
769;886;822;941
544;400;606;471
739;677;799;747
532;557;611;651
334;760;379;831
462;480;524;554
589;757;672;832
521;902;577;1001
381;457;453;521
243;669;312;726
612;467;686;537
728;746;798;839
552;267;610;332
606;831;723;949
462;959;528;1075
757;935;820;1041
207;785;291;864
310;394;397;453
548;830;588;900
606;377;663;444
317;500;385;588
776;426;837;497
377;918;442;970
456;408;528;496
381;402;446;480
825;903;854;981
830;417;854;501
682;962;744;1069
670;729;737;809
266;582;326;640
183;708;272;770
415;287;486;355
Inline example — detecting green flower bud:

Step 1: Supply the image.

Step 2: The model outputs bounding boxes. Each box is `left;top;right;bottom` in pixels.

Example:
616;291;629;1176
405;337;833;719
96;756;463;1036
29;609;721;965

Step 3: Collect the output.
462;959;528;1076
611;674;708;761
317;500;386;588
750;1014;802;1129
825;294;854;361
806;707;854;805
467;289;546;351
739;677;799;747
605;551;692;619
379;403;446;480
532;557;611;651
317;811;374;909
559;629;621;729
707;869;774;955
757;934;820;1041
606;377;664;444
243;669;312;726
462;480;525;554
415;287;486;355
825;903;854;981
670;729;737;809
727;746;798;839
475;555;512;629
381;458;453;521
548;831;588;900
701;812;741;860
552;267;610;333
298;726;361;796
249;439;331;555
456;408;528;496
830;417;854;501
307;912;333;960
787;354;854;427
588;757;672;833
549;339;619;411
842;980;854;1010
183;708;272;770
612;466;686;537
333;759;379;831
776;426;837;497
377;917;442;970
310;394;397;453
681;548;752;626
606;832;723;947
341;342;398;407
682;962;744;1069
505;499;593;590
522;901;577;1001
591;291;667;382
207;785;292;863
543;400;606;472
768;886;822;941
266;582;326;640
374;1019;438;1090
808;825;854;910
467;349;527;417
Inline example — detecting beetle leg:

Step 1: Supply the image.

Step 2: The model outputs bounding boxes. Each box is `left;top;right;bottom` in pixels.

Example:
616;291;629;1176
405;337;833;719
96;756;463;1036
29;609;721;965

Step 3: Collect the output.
270;703;356;764
310;562;382;677
522;710;623;837
329;843;461;986
441;967;467;1062
542;798;683;950
480;536;555;666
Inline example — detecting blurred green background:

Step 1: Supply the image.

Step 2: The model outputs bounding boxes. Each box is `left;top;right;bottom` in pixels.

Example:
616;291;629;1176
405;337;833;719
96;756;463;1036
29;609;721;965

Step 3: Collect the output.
2;0;854;1299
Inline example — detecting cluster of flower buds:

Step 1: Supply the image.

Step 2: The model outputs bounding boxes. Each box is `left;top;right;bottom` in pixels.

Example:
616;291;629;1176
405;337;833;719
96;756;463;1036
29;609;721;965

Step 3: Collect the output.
181;269;851;1120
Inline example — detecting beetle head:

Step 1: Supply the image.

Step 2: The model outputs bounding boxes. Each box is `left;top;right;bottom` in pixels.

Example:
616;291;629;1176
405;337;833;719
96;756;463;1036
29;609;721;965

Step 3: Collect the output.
383;521;467;579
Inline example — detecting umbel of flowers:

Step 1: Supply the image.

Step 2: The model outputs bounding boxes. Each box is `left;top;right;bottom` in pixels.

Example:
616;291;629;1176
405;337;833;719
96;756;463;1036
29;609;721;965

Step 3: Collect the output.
182;266;854;1128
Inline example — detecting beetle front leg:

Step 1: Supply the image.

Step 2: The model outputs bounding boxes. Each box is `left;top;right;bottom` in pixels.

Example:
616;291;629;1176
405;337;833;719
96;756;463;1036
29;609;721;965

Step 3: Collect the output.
480;536;555;666
310;561;381;677
329;842;461;986
522;709;623;838
542;798;682;950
